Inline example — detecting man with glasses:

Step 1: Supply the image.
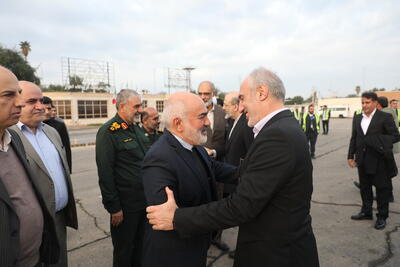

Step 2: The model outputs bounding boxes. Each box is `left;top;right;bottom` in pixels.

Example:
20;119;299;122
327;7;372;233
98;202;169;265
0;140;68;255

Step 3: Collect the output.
197;81;230;251
96;89;149;266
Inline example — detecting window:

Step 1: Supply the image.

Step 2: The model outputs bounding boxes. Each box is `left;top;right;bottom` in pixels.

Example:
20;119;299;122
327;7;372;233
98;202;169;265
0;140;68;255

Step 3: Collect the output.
53;100;72;119
142;100;148;108
156;100;164;112
78;100;108;119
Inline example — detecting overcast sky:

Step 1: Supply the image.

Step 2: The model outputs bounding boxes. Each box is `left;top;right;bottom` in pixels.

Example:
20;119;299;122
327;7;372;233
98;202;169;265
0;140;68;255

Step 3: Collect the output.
2;0;399;98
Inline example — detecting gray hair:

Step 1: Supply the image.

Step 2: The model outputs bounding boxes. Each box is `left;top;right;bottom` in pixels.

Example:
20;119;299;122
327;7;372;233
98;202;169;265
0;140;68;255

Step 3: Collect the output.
162;99;186;128
248;67;285;101
197;81;216;93
230;96;239;105
116;89;140;110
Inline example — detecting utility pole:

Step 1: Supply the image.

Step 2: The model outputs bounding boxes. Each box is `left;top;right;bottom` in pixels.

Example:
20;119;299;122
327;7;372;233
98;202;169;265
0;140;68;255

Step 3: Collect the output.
183;66;195;92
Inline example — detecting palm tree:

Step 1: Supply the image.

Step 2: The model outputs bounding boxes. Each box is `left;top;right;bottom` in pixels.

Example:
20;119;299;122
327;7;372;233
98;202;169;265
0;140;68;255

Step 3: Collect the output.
19;41;31;61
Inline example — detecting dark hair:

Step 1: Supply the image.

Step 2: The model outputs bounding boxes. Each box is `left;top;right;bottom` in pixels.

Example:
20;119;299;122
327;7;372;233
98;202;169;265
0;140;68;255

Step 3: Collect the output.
377;96;388;108
390;99;398;104
43;96;53;105
308;104;314;108
361;92;378;101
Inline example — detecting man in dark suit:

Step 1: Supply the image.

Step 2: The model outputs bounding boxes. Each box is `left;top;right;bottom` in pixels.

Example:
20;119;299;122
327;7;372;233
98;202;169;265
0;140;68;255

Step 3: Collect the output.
197;81;230;250
0;66;59;267
348;92;400;230
221;91;253;197
146;67;319;267
42;96;72;173
141;92;236;267
302;104;320;159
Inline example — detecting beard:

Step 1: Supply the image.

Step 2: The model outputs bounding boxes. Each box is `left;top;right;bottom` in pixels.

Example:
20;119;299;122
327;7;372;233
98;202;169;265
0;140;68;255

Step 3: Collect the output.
184;124;208;145
204;98;213;108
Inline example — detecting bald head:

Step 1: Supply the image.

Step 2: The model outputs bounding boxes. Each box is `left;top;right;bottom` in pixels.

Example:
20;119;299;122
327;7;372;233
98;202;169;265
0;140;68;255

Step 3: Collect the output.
0;66;24;132
223;91;240;120
18;81;45;130
163;92;209;145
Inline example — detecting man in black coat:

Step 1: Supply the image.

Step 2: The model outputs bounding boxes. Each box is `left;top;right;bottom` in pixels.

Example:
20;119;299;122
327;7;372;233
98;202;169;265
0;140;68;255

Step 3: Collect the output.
146;67;319;267
221;91;253;197
141;92;236;267
42;96;72;173
0;66;59;266
348;92;400;230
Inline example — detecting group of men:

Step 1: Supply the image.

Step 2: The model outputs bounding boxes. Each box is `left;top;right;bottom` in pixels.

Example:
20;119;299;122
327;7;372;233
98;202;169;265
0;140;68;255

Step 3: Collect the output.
0;65;77;267
95;67;319;267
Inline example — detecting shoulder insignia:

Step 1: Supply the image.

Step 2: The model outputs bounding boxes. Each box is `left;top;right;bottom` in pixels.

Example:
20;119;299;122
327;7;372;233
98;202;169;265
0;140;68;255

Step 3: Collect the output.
144;133;149;137
109;122;121;131
123;138;133;143
121;122;129;130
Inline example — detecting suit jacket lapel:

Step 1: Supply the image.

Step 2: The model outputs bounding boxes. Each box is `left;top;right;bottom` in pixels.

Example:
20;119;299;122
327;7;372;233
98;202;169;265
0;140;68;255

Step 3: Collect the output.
366;110;380;136
42;125;69;175
12;126;52;178
165;131;212;197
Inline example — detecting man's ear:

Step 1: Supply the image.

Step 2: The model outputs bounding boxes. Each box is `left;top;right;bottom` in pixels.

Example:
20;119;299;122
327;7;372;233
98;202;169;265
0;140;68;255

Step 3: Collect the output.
257;85;269;101
173;118;184;132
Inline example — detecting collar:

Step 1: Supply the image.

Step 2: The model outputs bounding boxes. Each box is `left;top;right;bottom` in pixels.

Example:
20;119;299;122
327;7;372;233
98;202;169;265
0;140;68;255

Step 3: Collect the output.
362;108;376;119
172;133;193;151
16;121;44;133
0;129;12;152
253;108;288;138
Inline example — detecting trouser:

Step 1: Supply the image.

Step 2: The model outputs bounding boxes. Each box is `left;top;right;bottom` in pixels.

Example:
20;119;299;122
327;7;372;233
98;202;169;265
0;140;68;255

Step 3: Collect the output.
322;120;329;134
111;210;146;267
45;211;67;267
358;168;390;219
307;132;318;156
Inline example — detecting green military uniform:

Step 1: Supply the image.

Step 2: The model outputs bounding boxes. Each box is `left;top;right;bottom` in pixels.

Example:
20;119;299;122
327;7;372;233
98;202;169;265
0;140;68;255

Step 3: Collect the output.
140;126;163;150
96;113;149;267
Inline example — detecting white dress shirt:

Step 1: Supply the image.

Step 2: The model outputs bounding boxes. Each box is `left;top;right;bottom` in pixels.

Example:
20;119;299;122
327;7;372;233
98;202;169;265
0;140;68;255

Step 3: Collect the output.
253;108;289;138
361;109;376;135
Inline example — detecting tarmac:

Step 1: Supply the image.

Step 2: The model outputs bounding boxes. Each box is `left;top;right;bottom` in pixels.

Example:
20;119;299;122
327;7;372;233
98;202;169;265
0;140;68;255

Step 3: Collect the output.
67;118;400;266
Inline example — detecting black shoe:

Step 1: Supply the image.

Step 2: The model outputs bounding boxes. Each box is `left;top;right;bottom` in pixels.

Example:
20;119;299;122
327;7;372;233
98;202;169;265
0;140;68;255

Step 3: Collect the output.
228;250;235;259
351;212;373;220
353;181;360;189
374;218;386;230
389;195;394;203
211;241;230;252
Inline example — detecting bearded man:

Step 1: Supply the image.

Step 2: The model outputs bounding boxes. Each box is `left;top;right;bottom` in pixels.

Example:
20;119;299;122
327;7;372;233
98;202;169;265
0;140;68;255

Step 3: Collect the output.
141;92;236;267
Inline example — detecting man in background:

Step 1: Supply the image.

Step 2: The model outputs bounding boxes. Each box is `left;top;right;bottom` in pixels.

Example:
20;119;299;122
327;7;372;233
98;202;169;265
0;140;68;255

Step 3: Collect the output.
0;65;59;267
321;105;331;135
42;96;72;173
140;107;162;150
348;92;399;230
11;81;78;267
303;104;320;159
197;80;229;251
96;89;148;266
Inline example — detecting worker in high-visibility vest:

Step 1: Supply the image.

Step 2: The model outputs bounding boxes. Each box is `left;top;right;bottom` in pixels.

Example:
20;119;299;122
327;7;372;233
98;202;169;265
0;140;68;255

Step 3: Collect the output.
302;104;319;159
321;105;331;135
291;106;302;124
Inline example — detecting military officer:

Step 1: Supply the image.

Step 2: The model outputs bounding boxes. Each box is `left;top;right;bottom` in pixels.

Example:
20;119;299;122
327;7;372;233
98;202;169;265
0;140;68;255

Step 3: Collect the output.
96;89;148;267
140;107;162;149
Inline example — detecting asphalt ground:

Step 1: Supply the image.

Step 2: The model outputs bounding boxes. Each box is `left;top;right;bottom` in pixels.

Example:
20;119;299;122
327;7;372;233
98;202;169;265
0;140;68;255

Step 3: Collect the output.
67;118;400;267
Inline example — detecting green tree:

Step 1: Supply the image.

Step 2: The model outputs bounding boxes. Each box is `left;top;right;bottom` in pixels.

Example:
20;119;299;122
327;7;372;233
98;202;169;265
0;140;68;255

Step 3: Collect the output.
42;84;66;92
0;45;40;84
69;75;84;89
285;95;304;105
19;41;31;61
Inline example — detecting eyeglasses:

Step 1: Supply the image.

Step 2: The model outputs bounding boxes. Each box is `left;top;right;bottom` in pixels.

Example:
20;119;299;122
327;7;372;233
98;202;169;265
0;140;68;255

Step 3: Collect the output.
198;92;211;96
